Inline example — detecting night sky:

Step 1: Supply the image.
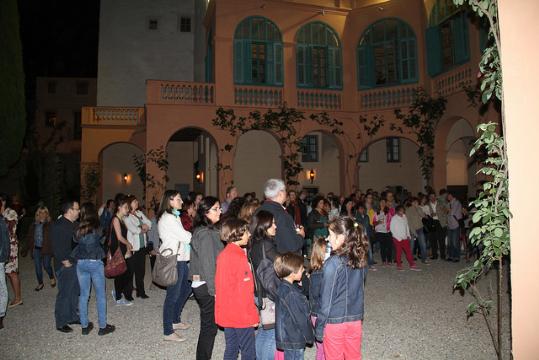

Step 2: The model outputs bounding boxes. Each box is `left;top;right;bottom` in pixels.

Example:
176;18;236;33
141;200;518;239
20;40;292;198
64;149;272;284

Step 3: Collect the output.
19;0;99;111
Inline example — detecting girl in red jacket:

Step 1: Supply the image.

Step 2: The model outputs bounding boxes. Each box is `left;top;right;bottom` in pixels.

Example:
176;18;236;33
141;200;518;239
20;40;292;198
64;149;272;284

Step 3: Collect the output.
215;218;259;360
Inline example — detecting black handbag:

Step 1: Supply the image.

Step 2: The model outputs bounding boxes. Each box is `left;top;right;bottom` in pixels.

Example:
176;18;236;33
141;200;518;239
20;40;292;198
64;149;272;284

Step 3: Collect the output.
422;216;436;233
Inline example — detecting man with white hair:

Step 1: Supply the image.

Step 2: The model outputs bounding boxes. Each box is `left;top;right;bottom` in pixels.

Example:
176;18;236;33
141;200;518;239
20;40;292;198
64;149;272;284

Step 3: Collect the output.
258;179;305;254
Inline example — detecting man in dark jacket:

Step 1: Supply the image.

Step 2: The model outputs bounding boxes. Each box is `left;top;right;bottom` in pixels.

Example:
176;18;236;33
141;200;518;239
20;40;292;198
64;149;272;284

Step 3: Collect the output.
258;179;305;255
286;190;307;228
51;200;80;333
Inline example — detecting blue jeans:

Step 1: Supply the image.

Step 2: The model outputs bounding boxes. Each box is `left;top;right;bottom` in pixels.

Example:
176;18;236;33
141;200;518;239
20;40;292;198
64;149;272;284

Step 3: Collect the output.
284;349;304;360
77;260;107;328
415;229;428;262
256;327;276;360
224;327;256;360
448;227;461;260
163;261;190;335
0;263;7;317
33;248;54;284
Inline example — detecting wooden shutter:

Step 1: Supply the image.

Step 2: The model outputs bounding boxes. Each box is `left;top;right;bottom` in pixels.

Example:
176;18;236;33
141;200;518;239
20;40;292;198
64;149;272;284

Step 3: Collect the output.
452;12;470;65
328;47;342;89
234;39;244;83
274;42;283;85
426;26;442;77
357;44;374;89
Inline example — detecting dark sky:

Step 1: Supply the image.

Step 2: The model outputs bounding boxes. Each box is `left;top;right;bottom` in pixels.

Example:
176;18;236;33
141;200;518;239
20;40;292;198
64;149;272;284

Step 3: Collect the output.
19;0;100;100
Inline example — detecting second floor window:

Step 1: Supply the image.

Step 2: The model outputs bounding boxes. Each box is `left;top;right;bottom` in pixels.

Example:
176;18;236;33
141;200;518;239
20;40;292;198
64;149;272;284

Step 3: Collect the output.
180;17;191;32
357;18;417;89
234;16;283;86
301;135;319;162
386;137;401;163
426;0;470;76
76;81;89;95
296;22;342;89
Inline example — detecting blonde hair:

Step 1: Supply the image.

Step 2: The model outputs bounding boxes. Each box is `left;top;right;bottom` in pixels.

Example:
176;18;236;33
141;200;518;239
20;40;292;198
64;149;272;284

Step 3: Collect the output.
310;237;327;272
34;206;51;223
238;202;259;223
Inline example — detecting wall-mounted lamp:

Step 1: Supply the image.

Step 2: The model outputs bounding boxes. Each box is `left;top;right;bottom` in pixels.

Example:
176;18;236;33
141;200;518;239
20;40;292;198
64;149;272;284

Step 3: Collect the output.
122;173;129;185
308;169;316;184
195;170;204;183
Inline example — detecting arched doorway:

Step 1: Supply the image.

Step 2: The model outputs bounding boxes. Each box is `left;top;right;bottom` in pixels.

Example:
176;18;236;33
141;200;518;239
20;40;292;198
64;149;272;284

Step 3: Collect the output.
166;128;218;199
445;118;475;199
299;131;341;195
357;137;423;195
233;130;282;197
100;142;144;204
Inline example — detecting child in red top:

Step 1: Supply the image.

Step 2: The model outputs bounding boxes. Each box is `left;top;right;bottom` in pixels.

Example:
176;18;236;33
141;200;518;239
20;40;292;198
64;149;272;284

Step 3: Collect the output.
215;218;259;360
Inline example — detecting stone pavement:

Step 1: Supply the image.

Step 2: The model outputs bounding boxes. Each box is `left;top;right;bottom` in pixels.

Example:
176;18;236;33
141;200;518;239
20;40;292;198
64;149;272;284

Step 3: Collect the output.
0;255;509;360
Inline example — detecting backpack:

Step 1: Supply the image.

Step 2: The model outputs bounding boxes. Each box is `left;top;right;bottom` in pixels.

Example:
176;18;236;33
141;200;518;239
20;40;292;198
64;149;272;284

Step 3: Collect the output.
0;216;11;263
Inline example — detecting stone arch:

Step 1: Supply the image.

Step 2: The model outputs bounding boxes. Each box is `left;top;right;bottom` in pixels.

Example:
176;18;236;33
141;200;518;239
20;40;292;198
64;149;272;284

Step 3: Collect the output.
356;136;424;195
233;130;283;197
98;142;145;204
165;127;219;198
434;116;476;197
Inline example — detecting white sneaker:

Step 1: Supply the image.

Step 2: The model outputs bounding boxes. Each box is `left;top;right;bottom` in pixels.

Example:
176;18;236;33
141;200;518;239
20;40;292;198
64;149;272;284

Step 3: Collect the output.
163;333;186;342
173;322;191;330
115;298;133;306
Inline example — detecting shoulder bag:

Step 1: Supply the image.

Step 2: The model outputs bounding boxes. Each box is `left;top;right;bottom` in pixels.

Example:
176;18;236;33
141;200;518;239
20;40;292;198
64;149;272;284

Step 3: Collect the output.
254;242;279;329
104;222;127;278
152;240;181;287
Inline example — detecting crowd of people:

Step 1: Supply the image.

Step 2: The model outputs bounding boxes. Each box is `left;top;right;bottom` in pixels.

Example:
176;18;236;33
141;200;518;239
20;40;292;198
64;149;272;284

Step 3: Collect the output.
0;180;470;358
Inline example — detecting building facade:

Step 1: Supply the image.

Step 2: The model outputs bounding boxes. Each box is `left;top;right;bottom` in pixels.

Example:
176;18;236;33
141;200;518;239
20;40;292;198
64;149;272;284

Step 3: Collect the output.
82;0;498;205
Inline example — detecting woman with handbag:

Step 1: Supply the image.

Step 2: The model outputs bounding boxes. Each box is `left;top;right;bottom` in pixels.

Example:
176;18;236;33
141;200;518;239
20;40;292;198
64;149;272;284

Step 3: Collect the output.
157;190;192;342
248;210;278;360
189;196;224;359
110;196;134;305
72;202;115;336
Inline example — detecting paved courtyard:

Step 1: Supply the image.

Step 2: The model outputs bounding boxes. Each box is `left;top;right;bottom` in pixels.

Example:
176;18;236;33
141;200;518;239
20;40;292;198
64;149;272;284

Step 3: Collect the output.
0;255;509;360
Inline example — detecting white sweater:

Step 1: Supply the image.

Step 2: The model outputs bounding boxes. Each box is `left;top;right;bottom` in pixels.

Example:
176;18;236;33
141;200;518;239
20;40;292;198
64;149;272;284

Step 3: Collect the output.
124;210;152;251
390;214;411;241
158;212;192;261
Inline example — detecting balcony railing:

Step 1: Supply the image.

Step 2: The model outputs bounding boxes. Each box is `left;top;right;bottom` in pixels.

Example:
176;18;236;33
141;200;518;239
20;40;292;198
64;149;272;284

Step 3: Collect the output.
359;85;420;110
297;89;342;110
234;85;283;107
434;67;474;97
153;80;215;105
82;107;145;126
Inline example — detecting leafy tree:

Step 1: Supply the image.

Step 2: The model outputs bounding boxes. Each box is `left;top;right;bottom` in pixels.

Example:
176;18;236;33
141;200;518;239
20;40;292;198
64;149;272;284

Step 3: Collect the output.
0;0;26;176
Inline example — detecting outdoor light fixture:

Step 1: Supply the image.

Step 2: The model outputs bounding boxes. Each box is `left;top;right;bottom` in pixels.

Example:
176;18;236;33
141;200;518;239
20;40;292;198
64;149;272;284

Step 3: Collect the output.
308;169;316;184
195;170;204;183
122;173;129;184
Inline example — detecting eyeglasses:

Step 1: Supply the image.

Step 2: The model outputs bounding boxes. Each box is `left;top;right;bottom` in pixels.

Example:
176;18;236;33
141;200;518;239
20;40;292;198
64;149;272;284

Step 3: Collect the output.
209;207;222;212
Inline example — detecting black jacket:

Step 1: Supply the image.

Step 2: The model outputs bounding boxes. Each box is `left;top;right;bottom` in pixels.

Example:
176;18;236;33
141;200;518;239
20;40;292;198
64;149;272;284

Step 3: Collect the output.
0;217;10;263
50;216;77;270
275;280;314;350
258;200;303;254
286;201;307;227
249;235;278;299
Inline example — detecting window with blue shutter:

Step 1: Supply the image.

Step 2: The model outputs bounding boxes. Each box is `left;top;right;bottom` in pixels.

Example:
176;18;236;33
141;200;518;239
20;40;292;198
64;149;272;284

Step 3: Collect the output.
233;17;283;86
426;0;470;76
357;18;418;90
295;22;342;89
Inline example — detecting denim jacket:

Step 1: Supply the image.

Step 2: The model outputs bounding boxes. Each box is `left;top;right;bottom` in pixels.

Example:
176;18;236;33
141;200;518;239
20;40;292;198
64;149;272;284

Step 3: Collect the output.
71;230;106;260
309;269;323;317
315;255;367;341
275;280;314;350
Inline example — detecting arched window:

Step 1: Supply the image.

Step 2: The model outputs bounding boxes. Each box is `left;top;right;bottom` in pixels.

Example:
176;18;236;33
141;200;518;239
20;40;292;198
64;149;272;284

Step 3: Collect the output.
426;0;469;76
234;16;283;86
357;18;418;89
296;22;342;89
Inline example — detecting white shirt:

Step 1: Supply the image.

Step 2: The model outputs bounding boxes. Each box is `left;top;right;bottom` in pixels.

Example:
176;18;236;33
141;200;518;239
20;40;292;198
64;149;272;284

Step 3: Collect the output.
158;212;192;261
124;210;152;251
390;214;411;241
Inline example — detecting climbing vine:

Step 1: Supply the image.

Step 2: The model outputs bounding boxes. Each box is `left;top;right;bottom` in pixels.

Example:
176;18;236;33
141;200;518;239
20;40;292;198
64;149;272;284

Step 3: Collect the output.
212;105;343;187
452;1;509;359
394;89;447;184
133;146;169;208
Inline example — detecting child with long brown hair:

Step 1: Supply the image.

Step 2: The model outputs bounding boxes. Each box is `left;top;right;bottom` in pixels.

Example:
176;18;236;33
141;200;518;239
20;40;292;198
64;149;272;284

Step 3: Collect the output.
315;216;369;359
309;238;327;360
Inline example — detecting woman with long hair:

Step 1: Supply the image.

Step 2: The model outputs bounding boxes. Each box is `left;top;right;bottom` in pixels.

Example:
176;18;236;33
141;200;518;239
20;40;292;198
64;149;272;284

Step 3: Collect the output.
189;196;224;359
110;195;134;305
248;210;278;360
124;195;152;299
25;206;55;291
315;216;369;359
72;202;115;336
157;190;193;342
0;193;22;308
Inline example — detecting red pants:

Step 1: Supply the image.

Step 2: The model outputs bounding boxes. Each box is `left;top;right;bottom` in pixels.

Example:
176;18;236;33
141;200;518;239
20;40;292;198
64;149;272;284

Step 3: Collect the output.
393;238;416;268
323;320;363;359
